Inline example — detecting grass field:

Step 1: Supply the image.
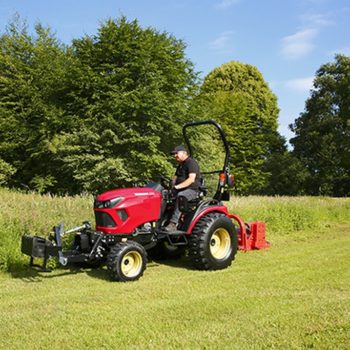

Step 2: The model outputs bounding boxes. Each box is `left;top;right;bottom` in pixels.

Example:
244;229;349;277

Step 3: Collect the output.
0;188;349;349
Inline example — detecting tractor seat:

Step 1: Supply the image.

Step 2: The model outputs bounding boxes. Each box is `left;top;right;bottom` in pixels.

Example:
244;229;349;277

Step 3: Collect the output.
178;186;207;213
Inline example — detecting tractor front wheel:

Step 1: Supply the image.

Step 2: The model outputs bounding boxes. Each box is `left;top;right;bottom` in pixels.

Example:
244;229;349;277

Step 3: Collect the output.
188;213;237;270
107;242;147;282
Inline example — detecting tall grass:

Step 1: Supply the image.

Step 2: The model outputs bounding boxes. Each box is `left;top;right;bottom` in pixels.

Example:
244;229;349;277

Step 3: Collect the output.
230;195;350;236
1;187;349;272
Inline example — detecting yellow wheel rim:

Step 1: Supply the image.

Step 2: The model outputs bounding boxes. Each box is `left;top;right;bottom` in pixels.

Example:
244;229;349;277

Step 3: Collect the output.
121;251;143;277
210;228;231;260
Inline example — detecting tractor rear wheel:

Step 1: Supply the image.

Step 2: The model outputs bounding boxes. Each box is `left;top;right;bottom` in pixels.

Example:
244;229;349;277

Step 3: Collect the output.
107;241;147;282
188;213;237;270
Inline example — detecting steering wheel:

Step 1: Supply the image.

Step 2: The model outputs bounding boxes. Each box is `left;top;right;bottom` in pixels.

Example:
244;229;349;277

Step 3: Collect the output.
159;175;172;189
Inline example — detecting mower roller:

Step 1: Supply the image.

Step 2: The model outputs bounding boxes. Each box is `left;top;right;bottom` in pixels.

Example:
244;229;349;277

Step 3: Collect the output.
21;120;269;282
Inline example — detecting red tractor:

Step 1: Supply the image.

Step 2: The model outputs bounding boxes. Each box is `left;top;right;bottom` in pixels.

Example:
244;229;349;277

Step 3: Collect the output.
21;120;269;281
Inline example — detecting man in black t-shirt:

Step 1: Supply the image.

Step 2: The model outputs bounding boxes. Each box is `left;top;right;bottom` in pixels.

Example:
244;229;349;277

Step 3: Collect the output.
164;145;201;232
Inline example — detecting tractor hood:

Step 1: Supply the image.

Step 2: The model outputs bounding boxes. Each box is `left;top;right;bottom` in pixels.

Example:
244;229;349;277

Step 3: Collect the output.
96;187;160;202
94;187;162;234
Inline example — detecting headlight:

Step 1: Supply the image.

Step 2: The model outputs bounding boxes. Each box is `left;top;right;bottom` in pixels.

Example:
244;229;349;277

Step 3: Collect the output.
104;196;124;208
94;197;124;209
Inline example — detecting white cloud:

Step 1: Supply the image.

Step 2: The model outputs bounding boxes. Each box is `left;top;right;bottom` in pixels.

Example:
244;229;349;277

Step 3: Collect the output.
281;28;318;60
210;31;234;52
285;77;314;93
280;12;333;60
216;0;240;10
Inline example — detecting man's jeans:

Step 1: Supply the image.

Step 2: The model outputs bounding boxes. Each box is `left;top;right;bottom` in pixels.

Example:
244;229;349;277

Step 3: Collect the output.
170;188;198;225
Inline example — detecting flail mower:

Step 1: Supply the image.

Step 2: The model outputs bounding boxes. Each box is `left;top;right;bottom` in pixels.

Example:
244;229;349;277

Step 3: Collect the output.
21;120;269;282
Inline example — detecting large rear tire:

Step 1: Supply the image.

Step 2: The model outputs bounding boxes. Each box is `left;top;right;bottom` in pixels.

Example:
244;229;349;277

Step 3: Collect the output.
107;242;147;282
188;213;237;270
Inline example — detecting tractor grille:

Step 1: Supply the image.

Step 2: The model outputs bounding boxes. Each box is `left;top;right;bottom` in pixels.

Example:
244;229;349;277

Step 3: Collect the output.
95;211;116;228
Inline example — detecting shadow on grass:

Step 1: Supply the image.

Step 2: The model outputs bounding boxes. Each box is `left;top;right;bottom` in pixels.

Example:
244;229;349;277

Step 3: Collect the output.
7;255;193;282
147;255;193;270
8;260;109;282
8;263;44;282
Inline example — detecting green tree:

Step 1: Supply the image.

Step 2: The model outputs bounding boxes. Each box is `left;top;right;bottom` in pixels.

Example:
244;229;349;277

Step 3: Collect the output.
0;158;15;185
0;17;74;192
261;133;308;195
51;17;199;193
193;61;281;194
0;17;198;194
49;17;198;193
290;54;350;196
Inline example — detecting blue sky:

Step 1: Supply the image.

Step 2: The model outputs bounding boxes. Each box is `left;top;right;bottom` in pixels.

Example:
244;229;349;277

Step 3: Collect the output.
1;0;349;143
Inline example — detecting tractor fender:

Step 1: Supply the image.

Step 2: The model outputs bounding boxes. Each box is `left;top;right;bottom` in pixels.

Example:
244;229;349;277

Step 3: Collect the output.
186;205;229;234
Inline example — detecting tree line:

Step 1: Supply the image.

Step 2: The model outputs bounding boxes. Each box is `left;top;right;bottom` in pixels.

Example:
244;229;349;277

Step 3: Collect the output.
0;16;349;196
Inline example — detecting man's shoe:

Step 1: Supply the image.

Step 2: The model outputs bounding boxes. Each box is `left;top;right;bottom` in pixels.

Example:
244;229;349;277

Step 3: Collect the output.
164;222;177;232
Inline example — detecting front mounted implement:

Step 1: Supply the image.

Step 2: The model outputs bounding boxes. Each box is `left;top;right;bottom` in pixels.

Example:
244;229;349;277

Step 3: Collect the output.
21;235;60;271
21;222;92;271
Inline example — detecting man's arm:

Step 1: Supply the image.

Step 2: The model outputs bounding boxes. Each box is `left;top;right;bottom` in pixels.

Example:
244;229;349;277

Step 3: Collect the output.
174;173;196;190
172;175;177;187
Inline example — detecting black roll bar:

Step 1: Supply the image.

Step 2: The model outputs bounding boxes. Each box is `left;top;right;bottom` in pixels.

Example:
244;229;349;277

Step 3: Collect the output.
182;119;230;172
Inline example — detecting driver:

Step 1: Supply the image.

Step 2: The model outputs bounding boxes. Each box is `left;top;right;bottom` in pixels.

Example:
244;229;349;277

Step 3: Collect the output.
164;145;201;232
